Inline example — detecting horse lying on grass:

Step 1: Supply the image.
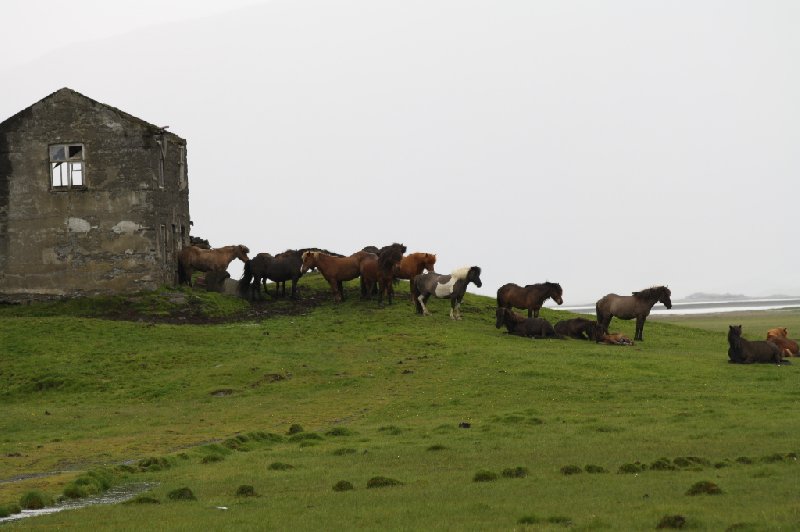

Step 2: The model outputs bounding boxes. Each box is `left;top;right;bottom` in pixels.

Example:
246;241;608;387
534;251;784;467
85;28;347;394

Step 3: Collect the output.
495;308;561;339
728;325;786;364
554;318;597;340
766;328;799;357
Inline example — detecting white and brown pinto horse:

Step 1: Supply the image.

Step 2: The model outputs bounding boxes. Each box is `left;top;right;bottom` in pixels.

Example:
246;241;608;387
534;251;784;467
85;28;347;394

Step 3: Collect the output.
177;244;250;286
412;266;482;320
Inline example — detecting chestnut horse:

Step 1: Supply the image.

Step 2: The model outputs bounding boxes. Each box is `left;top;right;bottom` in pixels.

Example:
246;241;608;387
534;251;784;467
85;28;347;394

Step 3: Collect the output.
728;325;783;364
359;243;407;304
177;244;250;286
766;328;799;357
393;253;437;281
300;250;376;302
595;285;671;342
592;323;635;346
496;282;563;318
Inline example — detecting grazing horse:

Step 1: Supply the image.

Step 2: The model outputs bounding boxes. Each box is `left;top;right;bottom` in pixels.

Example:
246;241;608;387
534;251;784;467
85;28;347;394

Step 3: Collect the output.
300;250;376;302
765;328;799;357
238;249;304;300
495;307;561;338
413;266;482;320
595;285;672;342
728;325;784;364
554;318;598;340
497;282;563;318
177;244;250;286
359;243;407;304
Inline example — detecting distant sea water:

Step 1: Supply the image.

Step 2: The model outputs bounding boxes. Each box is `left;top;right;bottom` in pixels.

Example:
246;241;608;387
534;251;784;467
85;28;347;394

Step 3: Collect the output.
552;298;800;316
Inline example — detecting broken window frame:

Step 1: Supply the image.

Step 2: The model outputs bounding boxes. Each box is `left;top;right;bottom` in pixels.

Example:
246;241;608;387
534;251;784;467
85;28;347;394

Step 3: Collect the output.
49;143;86;190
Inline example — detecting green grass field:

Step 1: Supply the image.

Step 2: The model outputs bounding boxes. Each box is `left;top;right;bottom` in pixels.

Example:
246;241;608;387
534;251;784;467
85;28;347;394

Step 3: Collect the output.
1;276;799;530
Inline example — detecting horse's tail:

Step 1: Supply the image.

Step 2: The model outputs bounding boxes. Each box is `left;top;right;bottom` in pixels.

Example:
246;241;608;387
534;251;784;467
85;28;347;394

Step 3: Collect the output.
238;260;254;297
177;259;189;285
496;285;507;307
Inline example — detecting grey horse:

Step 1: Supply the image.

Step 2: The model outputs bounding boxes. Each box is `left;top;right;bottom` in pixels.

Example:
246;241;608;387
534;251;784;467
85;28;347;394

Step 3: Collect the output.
595;286;672;341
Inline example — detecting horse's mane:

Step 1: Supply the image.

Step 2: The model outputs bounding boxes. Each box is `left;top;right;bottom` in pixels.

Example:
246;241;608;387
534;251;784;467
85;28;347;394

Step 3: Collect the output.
632;285;670;300
451;266;471;280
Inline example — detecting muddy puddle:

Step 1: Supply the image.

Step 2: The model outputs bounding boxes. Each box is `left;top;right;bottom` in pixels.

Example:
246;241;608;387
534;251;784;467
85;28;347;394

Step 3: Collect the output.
0;482;156;525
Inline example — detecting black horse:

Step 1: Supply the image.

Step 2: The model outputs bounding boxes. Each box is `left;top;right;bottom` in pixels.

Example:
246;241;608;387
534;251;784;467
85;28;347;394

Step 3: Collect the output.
595;285;672;342
412;266;482;320
727;325;785;364
238;249;304;300
495;307;561;339
554;318;597;340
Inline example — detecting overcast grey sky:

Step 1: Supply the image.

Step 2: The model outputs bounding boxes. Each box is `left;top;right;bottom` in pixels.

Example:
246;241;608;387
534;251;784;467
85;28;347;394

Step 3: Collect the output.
3;0;798;304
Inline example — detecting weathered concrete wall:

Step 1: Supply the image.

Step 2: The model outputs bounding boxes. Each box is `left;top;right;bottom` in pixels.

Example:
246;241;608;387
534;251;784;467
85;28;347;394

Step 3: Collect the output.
0;88;190;300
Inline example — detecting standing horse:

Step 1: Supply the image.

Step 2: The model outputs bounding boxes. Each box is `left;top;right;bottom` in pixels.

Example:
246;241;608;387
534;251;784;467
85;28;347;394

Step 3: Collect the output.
359;243;407;304
300;250;376;302
412;266;482;320
728;325;784;364
595;285;672;342
393;253;437;281
177;244;250;286
495;307;561;338
496;282;563;318
238;249;304;300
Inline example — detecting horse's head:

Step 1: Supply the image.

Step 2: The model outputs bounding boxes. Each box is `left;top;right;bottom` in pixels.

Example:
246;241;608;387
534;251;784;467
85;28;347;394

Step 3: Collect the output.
729;324;743;341
236;245;251;262
495;307;509;328
468;266;482;288
767;327;788;340
424;254;437;272
548;282;564;305
300;251;318;274
658;286;672;309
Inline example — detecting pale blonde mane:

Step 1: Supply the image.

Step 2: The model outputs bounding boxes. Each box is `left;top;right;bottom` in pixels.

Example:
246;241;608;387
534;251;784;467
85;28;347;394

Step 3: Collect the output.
450;266;471;280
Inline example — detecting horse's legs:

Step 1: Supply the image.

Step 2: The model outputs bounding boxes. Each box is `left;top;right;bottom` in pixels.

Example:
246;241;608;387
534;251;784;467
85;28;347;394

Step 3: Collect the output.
418;293;431;316
635;316;645;341
527;307;533;318
290;279;297;300
337;280;345;301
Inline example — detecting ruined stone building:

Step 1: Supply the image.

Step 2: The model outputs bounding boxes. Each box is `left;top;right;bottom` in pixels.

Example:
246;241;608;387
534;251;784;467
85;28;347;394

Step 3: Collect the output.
0;88;190;300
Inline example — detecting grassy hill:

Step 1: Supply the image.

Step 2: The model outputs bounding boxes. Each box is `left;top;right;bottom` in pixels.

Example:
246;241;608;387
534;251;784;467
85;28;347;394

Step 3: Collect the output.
1;274;798;530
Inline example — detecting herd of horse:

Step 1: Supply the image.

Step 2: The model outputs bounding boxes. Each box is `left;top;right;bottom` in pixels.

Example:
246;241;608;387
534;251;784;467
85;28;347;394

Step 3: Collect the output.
175;243;797;361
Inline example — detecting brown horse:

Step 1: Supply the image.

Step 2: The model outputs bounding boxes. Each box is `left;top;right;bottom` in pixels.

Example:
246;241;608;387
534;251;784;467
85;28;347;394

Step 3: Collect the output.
595;285;671;342
554;318;598;340
766;328;799;357
300;250;376;302
496;282;563;318
177;244;250;286
359;243;407;304
495;307;561;338
393;253;437;280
